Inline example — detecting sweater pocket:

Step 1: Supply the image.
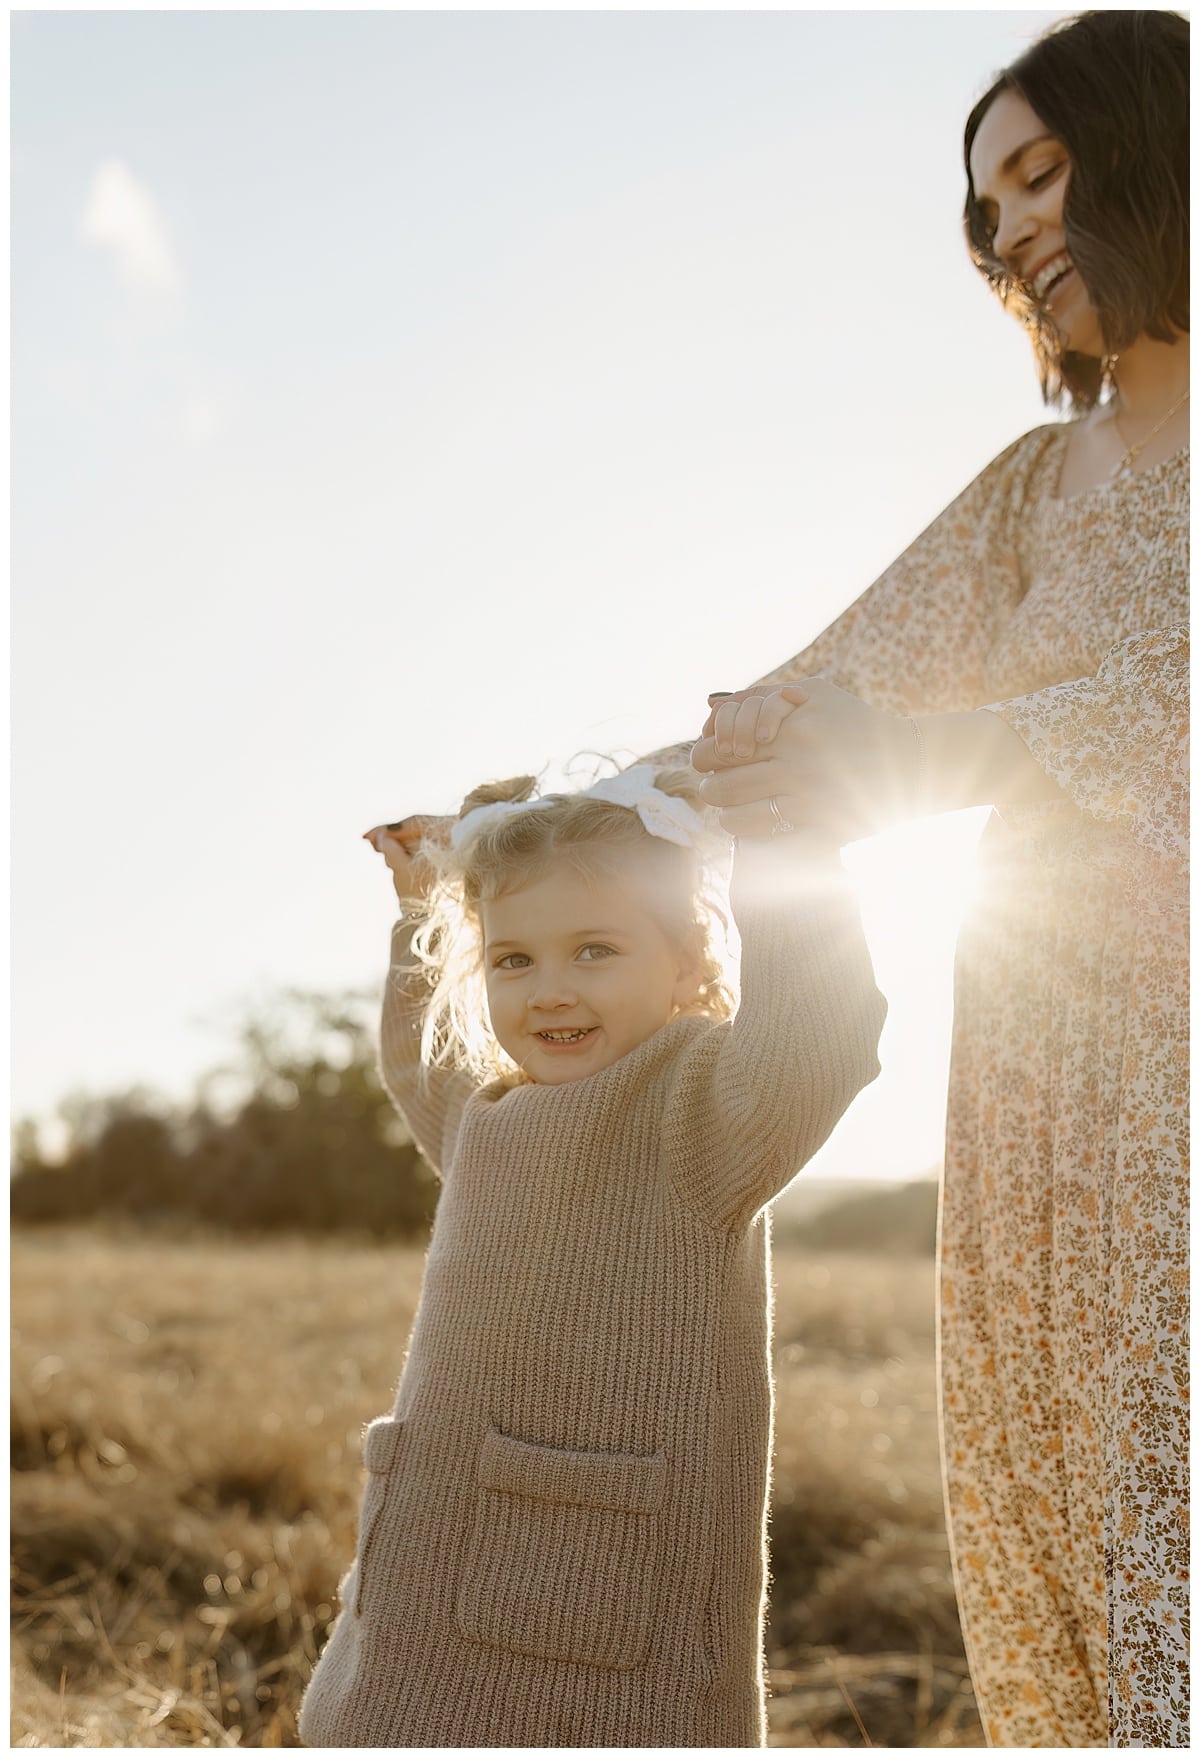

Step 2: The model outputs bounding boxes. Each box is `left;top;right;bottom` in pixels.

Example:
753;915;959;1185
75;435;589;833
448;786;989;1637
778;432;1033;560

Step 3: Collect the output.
353;1415;407;1618
455;1428;668;1670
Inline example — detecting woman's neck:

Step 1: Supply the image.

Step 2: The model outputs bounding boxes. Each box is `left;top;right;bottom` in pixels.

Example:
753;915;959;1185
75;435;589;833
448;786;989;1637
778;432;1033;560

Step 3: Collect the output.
1110;333;1190;422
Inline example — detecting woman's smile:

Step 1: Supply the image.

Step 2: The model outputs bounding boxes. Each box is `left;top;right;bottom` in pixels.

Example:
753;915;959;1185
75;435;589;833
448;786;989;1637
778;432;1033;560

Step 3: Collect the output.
1027;250;1074;304
968;88;1106;357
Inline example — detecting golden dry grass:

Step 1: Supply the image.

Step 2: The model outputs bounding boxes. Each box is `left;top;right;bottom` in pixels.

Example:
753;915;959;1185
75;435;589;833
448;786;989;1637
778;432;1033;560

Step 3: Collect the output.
10;1226;984;1747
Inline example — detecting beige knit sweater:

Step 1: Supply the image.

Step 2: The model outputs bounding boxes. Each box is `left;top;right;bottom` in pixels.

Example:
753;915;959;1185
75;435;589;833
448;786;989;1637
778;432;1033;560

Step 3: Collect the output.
299;850;886;1748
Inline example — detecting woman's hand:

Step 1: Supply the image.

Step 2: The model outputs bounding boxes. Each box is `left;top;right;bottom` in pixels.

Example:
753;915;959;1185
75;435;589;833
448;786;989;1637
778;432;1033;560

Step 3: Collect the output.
363;815;451;903
693;680;917;842
703;688;803;760
694;679;1065;839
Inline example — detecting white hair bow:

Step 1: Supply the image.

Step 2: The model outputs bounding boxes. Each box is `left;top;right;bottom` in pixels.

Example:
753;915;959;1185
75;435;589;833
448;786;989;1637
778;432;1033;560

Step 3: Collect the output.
582;765;705;846
447;795;555;853
448;764;704;854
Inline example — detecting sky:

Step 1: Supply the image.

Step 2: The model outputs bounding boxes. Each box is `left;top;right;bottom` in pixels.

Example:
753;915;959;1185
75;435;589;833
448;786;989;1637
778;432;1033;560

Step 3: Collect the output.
12;6;1069;1182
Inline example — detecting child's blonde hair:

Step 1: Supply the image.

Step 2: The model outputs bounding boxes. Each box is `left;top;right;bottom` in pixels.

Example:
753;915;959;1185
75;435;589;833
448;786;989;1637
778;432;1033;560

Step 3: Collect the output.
407;766;734;1085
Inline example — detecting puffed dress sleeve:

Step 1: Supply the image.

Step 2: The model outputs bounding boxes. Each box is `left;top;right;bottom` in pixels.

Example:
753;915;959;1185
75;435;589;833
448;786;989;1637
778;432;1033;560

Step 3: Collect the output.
641;431;1054;774
756;428;1187;909
984;622;1189;908
755;430;1050;713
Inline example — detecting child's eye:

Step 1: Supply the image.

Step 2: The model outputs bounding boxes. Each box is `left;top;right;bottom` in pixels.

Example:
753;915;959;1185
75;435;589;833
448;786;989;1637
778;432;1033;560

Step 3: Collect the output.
494;953;531;970
577;943;616;962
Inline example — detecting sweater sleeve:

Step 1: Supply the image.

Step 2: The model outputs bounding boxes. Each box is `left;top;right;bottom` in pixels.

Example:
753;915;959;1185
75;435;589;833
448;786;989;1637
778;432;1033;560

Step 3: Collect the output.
663;848;887;1232
379;919;477;1178
983;622;1189;910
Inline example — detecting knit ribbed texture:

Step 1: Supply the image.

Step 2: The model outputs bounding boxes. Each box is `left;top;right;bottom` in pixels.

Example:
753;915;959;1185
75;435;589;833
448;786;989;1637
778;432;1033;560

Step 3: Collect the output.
300;857;886;1748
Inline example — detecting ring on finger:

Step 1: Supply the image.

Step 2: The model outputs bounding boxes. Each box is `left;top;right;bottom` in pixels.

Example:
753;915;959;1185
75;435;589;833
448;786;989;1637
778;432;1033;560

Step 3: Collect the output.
769;797;797;836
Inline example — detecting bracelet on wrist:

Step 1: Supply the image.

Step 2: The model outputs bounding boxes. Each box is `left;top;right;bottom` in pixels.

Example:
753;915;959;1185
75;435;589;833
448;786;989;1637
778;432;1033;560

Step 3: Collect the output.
906;716;926;816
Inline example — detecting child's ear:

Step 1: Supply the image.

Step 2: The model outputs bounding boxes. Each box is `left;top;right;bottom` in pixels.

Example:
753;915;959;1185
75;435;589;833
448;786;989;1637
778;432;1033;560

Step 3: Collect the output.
670;930;706;1013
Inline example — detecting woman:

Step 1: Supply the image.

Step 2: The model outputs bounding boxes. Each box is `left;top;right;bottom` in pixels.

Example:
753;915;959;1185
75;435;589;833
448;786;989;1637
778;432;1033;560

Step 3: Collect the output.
692;11;1188;1748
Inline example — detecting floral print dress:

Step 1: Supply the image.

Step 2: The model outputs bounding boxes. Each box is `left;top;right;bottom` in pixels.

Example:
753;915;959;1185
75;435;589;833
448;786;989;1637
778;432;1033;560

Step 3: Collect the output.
759;424;1188;1748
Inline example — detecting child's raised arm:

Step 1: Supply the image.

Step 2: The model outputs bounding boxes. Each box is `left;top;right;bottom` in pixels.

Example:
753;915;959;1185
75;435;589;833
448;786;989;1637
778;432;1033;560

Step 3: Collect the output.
365;817;476;1177
664;833;886;1232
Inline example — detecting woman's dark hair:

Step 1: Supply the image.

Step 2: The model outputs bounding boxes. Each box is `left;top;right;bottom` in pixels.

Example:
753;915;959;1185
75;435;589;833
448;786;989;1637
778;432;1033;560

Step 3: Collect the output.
963;10;1189;410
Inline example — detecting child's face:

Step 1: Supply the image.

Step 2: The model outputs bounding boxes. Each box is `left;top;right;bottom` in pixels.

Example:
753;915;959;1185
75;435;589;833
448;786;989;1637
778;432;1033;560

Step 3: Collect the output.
480;863;700;1085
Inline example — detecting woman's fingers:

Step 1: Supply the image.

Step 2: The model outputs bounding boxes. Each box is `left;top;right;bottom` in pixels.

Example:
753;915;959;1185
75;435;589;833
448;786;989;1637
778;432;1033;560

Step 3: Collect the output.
370;814;452;852
697;757;792;806
716;791;857;844
689;735;722;774
381;837;436;902
363;814;454;902
698;755;857;839
754;691;802;744
363;815;426;851
692;732;783;775
697;677;900;842
393;816;439;853
714;799;800;839
709;698;741;754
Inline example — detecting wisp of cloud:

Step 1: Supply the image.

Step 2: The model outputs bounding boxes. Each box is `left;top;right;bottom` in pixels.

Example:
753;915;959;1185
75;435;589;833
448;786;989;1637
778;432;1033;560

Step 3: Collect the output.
80;158;180;298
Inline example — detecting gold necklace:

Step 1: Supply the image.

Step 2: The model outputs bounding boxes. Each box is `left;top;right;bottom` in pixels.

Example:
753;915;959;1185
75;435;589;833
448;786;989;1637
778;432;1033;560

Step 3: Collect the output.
1109;384;1190;482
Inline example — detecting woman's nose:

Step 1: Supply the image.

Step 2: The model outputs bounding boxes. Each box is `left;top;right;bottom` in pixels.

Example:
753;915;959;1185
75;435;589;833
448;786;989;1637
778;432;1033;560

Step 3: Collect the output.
993;203;1037;272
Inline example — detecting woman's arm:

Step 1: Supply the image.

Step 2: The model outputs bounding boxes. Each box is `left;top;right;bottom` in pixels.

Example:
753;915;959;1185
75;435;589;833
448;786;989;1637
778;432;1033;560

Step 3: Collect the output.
744;430;1048;716
918;707;1065;810
644;430;1052;778
692;623;1188;914
691;680;1062;842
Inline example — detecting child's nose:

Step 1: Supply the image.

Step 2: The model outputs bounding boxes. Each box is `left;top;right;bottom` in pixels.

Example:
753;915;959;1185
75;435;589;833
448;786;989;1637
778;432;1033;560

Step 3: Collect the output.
528;971;578;1010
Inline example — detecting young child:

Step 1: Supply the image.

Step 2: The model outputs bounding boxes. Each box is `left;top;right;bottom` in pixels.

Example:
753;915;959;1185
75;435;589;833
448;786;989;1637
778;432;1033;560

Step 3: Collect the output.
299;744;886;1749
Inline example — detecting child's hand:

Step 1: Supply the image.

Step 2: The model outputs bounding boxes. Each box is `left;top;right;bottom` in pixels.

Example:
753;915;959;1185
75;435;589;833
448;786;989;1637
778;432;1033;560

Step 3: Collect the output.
363;815;450;903
706;687;806;761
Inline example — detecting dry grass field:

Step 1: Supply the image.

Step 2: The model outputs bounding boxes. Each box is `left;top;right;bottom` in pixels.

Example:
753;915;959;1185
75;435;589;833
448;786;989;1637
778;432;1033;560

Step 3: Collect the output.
10;1225;984;1748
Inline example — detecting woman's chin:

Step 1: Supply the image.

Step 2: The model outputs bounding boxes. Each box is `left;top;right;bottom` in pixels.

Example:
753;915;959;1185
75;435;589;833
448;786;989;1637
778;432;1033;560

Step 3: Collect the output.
1050;288;1105;358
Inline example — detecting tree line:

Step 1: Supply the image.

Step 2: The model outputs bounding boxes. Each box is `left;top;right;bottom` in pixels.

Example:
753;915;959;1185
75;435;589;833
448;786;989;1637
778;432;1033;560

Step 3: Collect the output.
10;992;439;1236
